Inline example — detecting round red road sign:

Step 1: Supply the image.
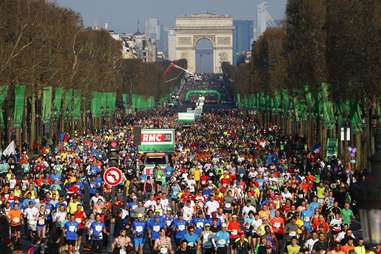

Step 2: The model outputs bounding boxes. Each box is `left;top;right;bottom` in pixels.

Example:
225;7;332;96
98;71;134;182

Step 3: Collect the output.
103;167;123;186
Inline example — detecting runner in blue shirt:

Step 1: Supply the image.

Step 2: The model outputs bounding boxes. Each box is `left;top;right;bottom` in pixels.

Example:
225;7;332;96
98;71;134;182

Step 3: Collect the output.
64;214;79;253
191;211;207;235
132;213;146;254
89;214;107;253
150;215;165;245
213;223;230;254
301;203;314;233
184;225;199;254
172;213;188;246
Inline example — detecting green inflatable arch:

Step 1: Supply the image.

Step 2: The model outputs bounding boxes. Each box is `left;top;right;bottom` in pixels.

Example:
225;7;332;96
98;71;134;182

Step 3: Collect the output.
184;89;222;101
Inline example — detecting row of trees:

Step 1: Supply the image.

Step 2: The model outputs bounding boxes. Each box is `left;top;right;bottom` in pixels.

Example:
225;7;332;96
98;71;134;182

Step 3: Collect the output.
223;0;381;169
0;0;186;151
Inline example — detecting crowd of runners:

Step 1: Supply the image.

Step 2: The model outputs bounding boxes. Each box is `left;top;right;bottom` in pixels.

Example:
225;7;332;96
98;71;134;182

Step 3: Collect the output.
0;109;379;254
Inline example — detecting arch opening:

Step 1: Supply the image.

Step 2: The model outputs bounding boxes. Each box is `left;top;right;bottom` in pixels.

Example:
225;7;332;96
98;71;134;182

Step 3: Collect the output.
195;38;213;74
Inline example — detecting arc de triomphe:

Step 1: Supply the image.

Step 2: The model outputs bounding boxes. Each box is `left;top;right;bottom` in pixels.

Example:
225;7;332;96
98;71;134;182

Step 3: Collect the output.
175;13;234;74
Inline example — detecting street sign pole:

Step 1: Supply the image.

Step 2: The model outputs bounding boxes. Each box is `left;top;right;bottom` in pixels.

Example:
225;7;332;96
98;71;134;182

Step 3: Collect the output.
103;167;122;253
107;188;116;253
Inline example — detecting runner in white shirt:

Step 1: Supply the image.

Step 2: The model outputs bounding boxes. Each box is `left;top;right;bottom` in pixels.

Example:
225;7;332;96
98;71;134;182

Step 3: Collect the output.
159;195;170;213
24;202;39;237
144;196;157;210
304;232;319;253
205;195;219;216
183;201;194;222
242;201;256;216
53;204;68;229
90;193;105;208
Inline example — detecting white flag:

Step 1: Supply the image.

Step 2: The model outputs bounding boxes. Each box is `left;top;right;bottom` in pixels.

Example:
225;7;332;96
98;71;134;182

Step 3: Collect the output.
3;141;16;157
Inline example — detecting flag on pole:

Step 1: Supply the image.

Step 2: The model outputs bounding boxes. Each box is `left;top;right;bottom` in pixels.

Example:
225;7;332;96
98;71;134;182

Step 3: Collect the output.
3;141;16;156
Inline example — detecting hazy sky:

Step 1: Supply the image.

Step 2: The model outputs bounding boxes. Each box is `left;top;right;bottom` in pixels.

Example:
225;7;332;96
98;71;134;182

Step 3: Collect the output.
54;0;287;33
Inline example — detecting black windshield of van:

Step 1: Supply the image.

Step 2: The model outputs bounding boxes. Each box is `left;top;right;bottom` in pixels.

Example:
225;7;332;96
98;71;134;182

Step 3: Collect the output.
145;157;166;165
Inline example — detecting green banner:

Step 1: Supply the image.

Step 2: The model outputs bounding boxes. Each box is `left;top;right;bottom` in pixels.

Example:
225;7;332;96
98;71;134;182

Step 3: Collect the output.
281;89;289;113
53;87;63;118
105;92;116;116
0;86;8;128
91;92;101;118
42;86;52;124
63;88;73;119
73;89;81;120
132;94;155;111
304;85;314;115
350;102;363;133
91;91;116;117
122;94;129;111
326;138;338;158
13;84;26;128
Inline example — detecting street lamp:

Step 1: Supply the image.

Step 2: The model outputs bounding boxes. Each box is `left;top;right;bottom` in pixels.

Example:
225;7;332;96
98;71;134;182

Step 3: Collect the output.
353;126;381;244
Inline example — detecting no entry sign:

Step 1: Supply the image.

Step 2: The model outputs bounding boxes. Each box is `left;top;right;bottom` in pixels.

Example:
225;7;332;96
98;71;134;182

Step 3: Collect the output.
103;167;123;186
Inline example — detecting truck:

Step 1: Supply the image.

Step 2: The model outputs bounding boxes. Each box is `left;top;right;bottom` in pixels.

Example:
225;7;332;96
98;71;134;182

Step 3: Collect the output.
135;128;175;178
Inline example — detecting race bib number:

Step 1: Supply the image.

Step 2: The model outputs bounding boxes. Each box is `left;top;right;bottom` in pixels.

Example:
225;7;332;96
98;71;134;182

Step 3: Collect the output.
218;239;226;245
69;225;76;232
153;225;160;232
38;219;45;225
13;217;20;224
196;222;204;228
304;217;310;222
178;224;185;231
231;230;237;235
225;203;231;209
188;242;194;247
274;222;281;228
166;220;172;226
76;218;82;223
136;226;143;232
289;231;296;236
95;225;103;232
160;247;168;254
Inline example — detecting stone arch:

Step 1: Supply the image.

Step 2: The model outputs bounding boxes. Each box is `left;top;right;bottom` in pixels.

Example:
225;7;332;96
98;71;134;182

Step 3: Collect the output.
175;13;234;74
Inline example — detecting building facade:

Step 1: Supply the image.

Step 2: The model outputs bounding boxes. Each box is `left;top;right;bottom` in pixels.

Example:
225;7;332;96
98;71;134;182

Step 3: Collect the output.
233;20;254;64
167;28;176;61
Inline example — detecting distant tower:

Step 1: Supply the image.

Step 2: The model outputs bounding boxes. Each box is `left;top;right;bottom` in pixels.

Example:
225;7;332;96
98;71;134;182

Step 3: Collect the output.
254;1;275;40
167;28;176;61
145;18;160;41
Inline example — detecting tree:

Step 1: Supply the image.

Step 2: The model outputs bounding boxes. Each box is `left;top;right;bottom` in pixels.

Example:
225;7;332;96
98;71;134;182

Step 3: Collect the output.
285;0;328;90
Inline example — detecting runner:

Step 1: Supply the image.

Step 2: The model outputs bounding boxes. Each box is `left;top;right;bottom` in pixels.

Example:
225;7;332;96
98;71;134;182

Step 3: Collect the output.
132;213;146;254
64;214;80;254
112;229;133;254
153;228;174;254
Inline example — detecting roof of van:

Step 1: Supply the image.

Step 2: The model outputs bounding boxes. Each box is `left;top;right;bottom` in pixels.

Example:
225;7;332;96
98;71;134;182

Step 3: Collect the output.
145;152;167;157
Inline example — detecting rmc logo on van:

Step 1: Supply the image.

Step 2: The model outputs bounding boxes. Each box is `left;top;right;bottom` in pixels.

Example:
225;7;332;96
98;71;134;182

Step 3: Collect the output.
141;133;172;143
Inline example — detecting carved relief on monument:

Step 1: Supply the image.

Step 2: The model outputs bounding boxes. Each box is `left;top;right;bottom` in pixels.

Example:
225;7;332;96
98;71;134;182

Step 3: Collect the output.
217;37;231;46
177;37;192;45
180;52;188;59
218;52;228;62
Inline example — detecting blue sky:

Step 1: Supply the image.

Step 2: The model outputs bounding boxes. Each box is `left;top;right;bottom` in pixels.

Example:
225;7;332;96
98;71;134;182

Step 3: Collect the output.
54;0;287;33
